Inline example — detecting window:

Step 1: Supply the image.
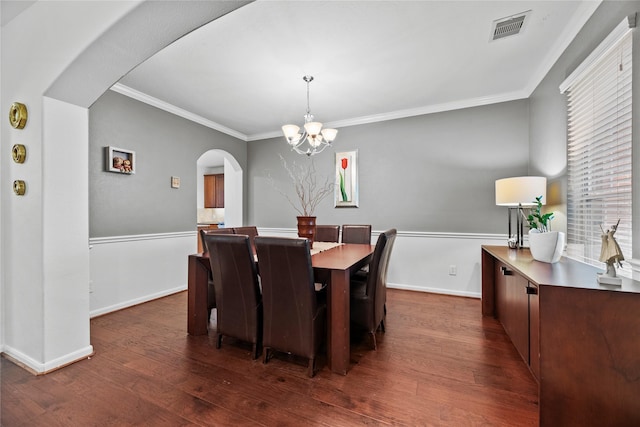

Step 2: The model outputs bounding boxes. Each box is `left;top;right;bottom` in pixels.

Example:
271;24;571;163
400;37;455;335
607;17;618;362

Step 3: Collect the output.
561;19;633;273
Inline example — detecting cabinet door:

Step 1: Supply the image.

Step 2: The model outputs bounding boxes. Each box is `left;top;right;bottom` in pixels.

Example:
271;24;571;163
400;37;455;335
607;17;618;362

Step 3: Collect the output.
204;175;216;208
215;174;224;208
528;283;539;380
495;261;508;320
508;273;530;365
495;262;530;366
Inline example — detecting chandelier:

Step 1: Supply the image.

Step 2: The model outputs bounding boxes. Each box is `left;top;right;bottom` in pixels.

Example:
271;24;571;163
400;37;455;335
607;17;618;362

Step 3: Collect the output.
282;75;338;156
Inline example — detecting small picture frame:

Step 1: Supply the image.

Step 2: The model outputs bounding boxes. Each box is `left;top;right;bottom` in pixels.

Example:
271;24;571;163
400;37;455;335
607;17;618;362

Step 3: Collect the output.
171;176;181;189
335;149;359;208
106;146;135;174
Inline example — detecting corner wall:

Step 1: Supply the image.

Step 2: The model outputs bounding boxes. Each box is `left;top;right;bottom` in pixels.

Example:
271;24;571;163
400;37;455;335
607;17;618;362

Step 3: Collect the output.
529;1;640;264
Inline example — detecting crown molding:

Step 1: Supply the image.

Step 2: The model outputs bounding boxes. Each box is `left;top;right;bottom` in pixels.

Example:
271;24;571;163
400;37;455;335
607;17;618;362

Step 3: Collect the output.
113;85;539;143
110;83;248;141
524;0;602;96
247;89;529;141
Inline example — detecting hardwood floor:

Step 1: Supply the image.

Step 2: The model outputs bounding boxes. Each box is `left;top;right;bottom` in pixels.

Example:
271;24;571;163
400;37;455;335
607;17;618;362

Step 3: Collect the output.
1;289;538;426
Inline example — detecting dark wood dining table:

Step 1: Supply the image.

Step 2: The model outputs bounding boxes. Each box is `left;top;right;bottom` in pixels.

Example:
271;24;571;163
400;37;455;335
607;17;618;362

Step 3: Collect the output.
187;242;375;375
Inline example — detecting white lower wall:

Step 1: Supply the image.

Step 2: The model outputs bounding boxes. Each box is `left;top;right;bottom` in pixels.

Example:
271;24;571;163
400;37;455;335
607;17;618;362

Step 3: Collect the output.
88;229;506;319
89;231;196;317
259;228;505;298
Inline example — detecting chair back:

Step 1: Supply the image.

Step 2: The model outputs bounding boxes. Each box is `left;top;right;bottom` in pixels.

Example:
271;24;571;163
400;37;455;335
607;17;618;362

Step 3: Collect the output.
342;224;372;244
255;236;323;359
200;227;233;254
365;228;397;329
233;226;259;253
203;234;262;349
315;225;340;243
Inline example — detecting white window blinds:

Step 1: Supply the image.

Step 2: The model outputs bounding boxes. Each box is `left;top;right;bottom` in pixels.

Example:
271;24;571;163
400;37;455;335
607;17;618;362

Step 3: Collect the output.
562;24;632;272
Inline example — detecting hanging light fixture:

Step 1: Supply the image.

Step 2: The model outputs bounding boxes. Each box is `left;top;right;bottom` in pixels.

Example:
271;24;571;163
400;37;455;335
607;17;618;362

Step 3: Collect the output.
282;75;338;156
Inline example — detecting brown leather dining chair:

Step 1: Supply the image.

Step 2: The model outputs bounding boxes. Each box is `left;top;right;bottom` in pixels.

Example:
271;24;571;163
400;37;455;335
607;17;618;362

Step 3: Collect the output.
203;233;263;359
254;236;326;377
350;228;397;350
342;224;372;278
200;228;234;316
341;224;372;244
315;225;340;243
232;226;259;253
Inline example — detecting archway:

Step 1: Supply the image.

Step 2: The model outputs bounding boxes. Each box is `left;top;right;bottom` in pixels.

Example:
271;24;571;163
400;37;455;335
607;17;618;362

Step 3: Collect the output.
197;150;243;228
1;1;252;373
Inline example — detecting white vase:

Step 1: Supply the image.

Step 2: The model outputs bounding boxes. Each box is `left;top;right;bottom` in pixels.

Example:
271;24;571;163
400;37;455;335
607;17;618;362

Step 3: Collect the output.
528;230;565;263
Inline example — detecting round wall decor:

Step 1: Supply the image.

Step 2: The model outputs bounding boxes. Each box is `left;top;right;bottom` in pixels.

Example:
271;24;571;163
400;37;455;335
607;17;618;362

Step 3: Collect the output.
12;144;26;163
13;180;26;196
9;102;28;129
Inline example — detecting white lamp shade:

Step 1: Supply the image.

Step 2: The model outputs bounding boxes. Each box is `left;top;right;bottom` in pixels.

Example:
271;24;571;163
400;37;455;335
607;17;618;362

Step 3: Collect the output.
321;128;338;142
304;121;322;136
282;124;300;139
495;176;547;206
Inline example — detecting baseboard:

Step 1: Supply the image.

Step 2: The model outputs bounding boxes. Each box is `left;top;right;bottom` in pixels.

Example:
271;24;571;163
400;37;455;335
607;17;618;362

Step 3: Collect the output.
2;344;94;375
387;282;481;299
90;285;186;318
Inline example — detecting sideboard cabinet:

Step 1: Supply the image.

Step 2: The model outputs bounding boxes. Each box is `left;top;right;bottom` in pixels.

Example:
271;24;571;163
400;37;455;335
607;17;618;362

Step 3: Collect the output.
482;245;640;426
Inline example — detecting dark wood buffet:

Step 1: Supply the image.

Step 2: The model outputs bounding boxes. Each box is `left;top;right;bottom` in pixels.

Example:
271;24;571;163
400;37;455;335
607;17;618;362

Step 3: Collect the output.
482;245;640;426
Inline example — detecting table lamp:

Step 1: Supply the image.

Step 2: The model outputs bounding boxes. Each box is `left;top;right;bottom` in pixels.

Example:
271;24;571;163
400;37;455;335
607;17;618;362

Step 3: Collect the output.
495;176;547;248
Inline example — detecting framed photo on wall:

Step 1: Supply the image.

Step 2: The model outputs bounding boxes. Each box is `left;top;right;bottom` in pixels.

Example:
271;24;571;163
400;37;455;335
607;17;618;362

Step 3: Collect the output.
335;149;358;207
106;146;135;174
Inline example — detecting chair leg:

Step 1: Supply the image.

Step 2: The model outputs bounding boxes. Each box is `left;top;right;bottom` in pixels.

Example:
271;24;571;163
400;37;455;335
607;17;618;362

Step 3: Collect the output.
252;343;260;360
307;357;316;377
263;347;270;364
380;318;386;333
370;331;377;351
216;333;222;349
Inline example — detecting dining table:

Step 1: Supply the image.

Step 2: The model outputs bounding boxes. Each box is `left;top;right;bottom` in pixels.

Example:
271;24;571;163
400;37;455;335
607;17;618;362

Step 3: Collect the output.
187;241;375;375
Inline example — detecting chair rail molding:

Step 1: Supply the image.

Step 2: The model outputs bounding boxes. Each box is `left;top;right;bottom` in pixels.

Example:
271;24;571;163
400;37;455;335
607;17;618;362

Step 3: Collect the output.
259;228;506;298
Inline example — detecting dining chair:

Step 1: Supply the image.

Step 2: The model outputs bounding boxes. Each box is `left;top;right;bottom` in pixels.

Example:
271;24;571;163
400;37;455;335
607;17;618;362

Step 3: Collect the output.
254;236;326;377
200;228;234;317
350;228;397;350
232;226;259;253
341;224;372;244
342;224;373;278
203;233;263;359
315;225;340;243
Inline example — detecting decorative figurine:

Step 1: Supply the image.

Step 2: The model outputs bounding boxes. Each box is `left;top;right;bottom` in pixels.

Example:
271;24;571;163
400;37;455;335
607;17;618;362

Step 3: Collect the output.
597;219;624;285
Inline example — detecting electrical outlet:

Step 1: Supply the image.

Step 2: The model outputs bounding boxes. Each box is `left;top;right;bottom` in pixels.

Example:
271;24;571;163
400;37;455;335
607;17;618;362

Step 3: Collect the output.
449;265;457;276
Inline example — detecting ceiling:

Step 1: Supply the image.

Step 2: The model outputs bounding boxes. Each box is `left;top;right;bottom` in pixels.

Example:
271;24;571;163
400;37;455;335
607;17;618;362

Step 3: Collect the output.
114;1;600;142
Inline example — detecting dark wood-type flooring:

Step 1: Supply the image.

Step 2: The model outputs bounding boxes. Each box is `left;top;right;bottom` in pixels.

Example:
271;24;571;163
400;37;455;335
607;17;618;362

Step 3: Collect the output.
1;289;538;426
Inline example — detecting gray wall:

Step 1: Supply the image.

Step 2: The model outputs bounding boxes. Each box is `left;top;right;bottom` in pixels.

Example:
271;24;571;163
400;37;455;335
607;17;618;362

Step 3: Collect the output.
89;90;247;237
529;1;640;256
248;99;530;233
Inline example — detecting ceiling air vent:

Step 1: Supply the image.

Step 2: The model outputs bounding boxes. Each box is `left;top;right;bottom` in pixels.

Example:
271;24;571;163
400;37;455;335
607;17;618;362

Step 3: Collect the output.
491;10;531;41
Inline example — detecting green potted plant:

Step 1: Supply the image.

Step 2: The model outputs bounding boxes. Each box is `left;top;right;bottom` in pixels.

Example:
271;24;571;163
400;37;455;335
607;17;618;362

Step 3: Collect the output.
527;196;565;263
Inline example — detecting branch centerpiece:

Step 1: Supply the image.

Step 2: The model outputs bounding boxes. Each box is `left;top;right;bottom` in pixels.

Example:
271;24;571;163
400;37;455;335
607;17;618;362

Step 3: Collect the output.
271;154;334;246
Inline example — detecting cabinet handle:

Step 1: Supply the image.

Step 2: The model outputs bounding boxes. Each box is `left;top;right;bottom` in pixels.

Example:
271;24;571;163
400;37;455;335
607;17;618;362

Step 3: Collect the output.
500;266;513;276
526;286;538;295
